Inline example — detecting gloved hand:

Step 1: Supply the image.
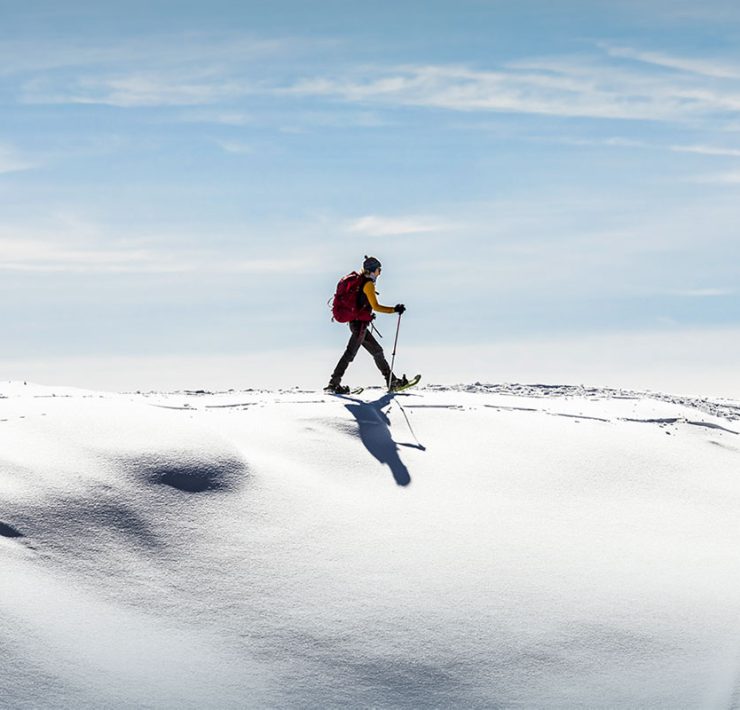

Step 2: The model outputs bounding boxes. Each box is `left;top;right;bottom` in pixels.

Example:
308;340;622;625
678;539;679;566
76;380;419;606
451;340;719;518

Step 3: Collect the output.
394;304;406;314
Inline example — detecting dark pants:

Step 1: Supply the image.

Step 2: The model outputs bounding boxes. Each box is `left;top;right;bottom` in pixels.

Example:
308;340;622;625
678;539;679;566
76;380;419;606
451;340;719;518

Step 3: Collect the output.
330;320;393;386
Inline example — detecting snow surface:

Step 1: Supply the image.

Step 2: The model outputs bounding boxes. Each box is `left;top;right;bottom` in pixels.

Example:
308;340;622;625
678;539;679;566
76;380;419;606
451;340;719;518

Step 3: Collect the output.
2;381;740;709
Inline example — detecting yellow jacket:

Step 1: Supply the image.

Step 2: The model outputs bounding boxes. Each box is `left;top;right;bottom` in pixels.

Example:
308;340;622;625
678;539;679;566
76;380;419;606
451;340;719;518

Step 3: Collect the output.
363;279;395;314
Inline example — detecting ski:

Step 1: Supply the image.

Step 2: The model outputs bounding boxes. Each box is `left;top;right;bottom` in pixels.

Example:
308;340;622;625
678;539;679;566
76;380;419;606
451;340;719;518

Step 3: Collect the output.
391;374;421;393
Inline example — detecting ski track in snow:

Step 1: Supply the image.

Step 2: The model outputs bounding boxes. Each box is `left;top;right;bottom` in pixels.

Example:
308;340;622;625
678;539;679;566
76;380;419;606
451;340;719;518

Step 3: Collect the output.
1;381;740;709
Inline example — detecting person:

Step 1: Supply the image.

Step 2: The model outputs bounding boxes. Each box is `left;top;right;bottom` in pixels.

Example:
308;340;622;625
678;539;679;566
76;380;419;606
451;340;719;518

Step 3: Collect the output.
325;256;407;394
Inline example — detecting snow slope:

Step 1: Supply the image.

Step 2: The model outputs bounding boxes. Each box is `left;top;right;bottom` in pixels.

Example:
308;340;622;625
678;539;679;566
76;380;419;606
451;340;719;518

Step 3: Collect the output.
1;382;740;709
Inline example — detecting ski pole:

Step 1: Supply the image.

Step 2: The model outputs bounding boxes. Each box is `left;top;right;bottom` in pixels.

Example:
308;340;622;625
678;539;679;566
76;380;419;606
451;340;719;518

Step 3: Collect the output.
387;313;402;392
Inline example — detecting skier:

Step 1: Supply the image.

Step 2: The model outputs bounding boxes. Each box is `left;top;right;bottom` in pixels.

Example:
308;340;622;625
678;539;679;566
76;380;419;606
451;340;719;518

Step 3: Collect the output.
325;256;408;395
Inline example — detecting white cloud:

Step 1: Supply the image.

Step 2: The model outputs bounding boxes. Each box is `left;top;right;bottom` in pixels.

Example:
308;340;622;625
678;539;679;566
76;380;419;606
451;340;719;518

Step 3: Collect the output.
284;46;740;123
689;171;740;184
178;110;254;126
12;33;320;107
214;139;253;155
668;288;735;297
9;33;740;125
23;71;251;108
669;144;740;157
547;136;651;149
287;64;646;118
0;145;36;174
0;222;324;274
348;215;454;237
0;236;170;273
288;64;605;119
275;110;390;134
0;34;305;78
547;137;740;158
604;45;740;79
0;240;320;274
220;258;319;274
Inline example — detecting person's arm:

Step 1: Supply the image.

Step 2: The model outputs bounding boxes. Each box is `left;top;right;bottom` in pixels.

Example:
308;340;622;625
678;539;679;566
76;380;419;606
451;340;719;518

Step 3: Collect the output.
363;281;396;314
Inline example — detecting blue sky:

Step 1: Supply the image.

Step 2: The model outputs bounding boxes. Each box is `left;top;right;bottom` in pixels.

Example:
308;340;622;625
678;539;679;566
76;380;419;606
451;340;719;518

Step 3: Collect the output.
2;0;740;392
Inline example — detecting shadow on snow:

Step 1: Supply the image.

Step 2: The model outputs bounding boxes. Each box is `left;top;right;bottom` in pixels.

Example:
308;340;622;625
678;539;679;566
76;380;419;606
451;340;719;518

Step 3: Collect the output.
341;392;425;487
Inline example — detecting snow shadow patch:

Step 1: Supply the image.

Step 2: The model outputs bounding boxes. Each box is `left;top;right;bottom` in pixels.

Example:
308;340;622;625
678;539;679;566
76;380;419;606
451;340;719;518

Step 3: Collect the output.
272;630;472;708
0;521;23;538
11;495;162;554
342;392;415;487
158;468;214;493
133;454;248;494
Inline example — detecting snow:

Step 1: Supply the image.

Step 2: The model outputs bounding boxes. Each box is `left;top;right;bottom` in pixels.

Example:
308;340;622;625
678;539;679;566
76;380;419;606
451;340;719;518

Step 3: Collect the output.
2;381;740;708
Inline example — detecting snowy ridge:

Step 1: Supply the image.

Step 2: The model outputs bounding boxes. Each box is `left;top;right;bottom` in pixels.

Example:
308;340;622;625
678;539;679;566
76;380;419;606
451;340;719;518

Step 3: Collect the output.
427;382;740;423
2;382;740;708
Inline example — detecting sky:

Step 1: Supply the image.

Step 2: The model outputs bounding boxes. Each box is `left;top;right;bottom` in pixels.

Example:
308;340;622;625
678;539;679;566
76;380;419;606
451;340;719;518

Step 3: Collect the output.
1;0;740;394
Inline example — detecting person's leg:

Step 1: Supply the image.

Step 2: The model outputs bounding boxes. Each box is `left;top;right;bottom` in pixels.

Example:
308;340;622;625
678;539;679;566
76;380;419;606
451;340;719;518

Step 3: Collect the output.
328;321;366;387
360;328;393;384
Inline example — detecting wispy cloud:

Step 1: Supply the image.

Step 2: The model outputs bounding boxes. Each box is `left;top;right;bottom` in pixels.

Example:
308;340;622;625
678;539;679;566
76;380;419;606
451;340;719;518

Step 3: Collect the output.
689;171;740;184
0;144;36;174
219;258;320;274
0;237;322;274
0;236;160;273
547;136;740;158
0;34;304;77
0;222;323;274
284;45;740;123
23;71;251;108
669;288;735;297
604;45;740;79
348;214;454;237
177;110;254;126
213;139;253;155
669;144;740;157
9;32;740;126
12;33;322;107
285;64;668;120
547;136;650;149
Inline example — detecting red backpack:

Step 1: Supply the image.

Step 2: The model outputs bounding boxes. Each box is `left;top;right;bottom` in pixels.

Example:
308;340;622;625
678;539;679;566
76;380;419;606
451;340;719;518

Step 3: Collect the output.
331;272;373;323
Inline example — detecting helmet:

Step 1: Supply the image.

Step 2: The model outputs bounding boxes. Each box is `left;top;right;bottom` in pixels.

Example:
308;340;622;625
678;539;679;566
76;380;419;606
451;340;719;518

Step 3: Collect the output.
363;255;382;273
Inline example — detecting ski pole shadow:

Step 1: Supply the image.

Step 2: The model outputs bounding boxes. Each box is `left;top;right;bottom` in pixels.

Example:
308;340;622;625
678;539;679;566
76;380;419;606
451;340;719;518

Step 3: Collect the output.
341;392;424;487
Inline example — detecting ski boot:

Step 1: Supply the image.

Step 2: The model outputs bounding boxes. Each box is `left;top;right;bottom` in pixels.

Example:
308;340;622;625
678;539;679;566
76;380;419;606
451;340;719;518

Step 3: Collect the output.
389;374;421;392
324;382;351;395
389;375;409;392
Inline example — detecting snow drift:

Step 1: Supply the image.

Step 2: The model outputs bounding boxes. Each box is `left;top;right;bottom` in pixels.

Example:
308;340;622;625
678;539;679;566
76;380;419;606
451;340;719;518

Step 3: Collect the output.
1;381;739;709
